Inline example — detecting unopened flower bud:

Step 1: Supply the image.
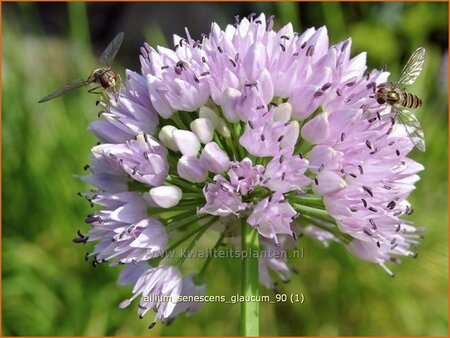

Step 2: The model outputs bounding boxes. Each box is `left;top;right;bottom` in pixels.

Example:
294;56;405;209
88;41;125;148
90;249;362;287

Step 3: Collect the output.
199;106;220;128
222;88;241;122
216;118;231;138
272;102;292;121
149;185;182;208
200;142;230;173
177;156;208;183
159;125;179;151
173;130;201;156
190;118;214;144
312;170;347;195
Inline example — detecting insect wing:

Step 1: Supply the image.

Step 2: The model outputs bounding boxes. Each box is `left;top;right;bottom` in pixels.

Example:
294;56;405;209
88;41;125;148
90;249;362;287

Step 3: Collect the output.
395;47;426;86
38;79;88;103
396;108;426;152
99;32;124;67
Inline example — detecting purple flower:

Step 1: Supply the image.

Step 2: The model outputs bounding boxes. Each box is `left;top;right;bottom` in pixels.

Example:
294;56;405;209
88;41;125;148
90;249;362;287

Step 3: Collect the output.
248;192;297;242
227;158;264;195
76;13;425;326
199;175;248;217
262;147;310;193
119;265;183;328
85;192;168;264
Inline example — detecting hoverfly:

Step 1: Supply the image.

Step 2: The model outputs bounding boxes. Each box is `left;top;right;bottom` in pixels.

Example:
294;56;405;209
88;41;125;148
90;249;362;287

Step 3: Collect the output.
375;47;426;151
38;32;124;103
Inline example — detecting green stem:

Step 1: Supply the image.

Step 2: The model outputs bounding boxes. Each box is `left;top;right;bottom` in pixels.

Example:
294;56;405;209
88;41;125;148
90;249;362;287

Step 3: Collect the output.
170;113;188;129
165;217;217;254
241;220;259;336
166;214;209;232
195;231;226;284
291;203;335;223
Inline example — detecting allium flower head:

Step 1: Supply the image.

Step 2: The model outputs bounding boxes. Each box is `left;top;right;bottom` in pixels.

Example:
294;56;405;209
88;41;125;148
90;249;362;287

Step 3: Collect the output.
76;13;425;327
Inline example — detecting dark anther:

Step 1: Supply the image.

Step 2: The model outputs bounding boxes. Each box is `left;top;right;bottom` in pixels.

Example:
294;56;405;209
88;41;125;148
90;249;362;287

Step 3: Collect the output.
109;153;117;160
277;135;284;142
314;178;318;185
363;227;373;236
341;132;345;142
279;44;286;52
346;81;355;87
358;165;363;174
235;53;240;62
281;172;286;180
387;201;396;210
238;176;245;180
301;41;307;49
341;40;350;52
83;164;90;170
148;322;156;329
368;117;377;123
349;173;357;178
369;206;378;212
202;56;206;63
245;82;258;89
365;140;372;149
143;151;149;160
336;89;342;96
200;71;210;77
260;134;265;141
369;219;377;229
281;35;290;40
306;45;315;57
313;90;324;98
361;198;367;208
229;59;236;67
377;241;381;248
362;185;373;197
321;82;332;91
256;105;264;110
268;194;273;202
396;149;400;156
217;46;223;53
279;155;284;164
248;121;254;129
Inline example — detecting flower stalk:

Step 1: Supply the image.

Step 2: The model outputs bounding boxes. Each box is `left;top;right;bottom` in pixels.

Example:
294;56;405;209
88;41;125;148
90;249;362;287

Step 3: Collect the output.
241;220;260;337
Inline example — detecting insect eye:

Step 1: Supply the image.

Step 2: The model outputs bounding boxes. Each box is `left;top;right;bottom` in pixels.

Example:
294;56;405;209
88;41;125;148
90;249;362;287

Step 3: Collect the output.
377;98;386;105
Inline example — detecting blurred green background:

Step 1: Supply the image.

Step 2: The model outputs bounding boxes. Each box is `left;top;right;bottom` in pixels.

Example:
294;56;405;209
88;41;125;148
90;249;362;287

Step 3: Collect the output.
2;2;448;336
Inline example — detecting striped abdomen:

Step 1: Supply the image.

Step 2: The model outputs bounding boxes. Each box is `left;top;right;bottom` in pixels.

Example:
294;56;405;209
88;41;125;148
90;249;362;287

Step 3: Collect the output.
401;91;422;109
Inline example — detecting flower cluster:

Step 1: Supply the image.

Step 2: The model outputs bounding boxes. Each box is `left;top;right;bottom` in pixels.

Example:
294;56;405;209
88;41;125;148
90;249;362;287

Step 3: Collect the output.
77;13;424;328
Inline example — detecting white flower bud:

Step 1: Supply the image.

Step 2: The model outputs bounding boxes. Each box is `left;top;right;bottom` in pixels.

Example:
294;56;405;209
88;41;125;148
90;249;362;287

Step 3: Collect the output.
312;170;347;195
200;142;230;173
149;185;182;208
158;125;179;151
272;102;292;121
199;106;220;128
280;120;299;148
216;118;231;138
301;112;330;144
190;118;214;144
173;130;201;156
177;156;208;183
222;88;241;122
